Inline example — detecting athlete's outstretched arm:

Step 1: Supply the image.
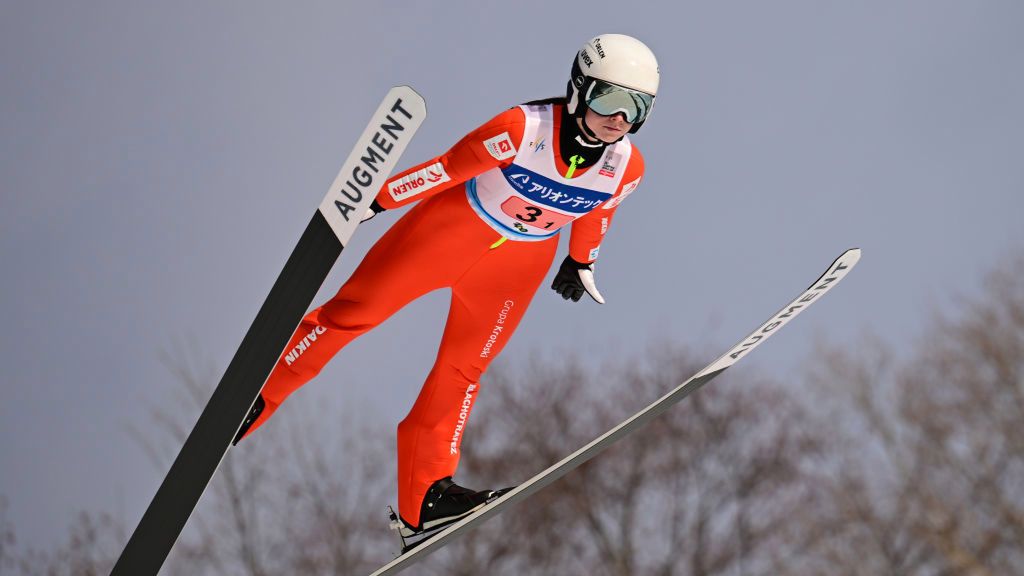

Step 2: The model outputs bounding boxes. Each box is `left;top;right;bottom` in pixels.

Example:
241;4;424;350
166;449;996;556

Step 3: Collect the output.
567;147;644;264
554;148;645;304
372;107;528;211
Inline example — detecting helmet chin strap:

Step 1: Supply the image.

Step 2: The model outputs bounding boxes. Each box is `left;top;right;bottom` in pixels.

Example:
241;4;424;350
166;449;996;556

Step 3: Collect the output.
576;119;604;146
575;114;624;146
559;104;615;171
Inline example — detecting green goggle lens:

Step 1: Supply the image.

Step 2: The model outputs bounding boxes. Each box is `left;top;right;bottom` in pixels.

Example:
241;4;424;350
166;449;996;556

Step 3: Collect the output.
584;79;654;124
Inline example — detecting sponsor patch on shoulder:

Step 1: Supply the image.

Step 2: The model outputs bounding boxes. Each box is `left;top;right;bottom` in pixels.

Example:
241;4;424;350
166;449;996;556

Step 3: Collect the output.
388;161;452;203
602;176;641;210
483;132;517;161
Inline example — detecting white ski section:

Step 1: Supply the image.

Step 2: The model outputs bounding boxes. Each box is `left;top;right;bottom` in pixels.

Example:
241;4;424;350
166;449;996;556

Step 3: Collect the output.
697;247;861;377
318;86;426;247
367;248;862;576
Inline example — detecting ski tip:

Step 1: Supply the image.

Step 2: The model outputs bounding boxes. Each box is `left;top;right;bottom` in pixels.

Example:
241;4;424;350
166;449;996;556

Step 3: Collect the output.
390;85;427;111
838;247;862;267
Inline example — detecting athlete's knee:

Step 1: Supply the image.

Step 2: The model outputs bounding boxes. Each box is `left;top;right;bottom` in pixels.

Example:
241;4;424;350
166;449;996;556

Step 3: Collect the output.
397;407;453;437
452;363;484;387
276;333;330;379
436;355;487;387
317;298;384;333
280;355;324;380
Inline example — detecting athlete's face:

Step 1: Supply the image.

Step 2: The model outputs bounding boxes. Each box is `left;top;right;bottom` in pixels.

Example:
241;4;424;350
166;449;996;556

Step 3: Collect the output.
583;107;634;143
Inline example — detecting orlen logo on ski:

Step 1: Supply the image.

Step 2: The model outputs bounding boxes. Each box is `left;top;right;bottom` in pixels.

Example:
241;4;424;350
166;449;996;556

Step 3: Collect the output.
388;161;451;202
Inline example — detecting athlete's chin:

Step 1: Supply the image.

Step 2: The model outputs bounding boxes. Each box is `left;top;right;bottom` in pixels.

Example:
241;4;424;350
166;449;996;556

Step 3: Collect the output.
595;128;624;142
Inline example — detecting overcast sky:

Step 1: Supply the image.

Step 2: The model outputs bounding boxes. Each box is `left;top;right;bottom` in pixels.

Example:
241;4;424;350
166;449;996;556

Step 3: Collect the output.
2;0;1022;556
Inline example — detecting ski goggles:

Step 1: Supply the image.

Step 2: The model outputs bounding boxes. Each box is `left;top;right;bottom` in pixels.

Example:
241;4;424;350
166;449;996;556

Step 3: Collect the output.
583;79;655;124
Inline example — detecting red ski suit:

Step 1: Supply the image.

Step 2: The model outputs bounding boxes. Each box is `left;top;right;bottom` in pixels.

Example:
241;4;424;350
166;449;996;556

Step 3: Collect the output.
240;103;644;527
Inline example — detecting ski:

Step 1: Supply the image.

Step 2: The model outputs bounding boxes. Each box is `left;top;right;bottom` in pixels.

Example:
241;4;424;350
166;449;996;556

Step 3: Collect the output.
112;86;427;576
368;248;861;576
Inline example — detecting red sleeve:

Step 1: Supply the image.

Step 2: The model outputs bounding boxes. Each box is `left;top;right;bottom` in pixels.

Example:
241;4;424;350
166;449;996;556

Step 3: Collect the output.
375;107;527;210
568;146;645;264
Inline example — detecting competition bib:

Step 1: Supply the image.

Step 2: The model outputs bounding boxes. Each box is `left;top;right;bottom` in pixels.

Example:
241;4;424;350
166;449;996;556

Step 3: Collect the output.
467;104;632;240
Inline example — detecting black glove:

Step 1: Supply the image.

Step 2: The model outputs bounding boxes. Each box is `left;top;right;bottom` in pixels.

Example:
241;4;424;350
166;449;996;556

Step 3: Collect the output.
551;256;606;304
360;199;386;223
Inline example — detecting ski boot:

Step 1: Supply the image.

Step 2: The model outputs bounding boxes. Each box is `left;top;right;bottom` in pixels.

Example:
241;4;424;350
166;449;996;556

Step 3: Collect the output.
387;476;513;553
232;394;265;445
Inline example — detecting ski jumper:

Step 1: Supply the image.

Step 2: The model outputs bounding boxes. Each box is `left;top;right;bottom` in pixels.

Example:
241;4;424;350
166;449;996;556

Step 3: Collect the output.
238;102;645;527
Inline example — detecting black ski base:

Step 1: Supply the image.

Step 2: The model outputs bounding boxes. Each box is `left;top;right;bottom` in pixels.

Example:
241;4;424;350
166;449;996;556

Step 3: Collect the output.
112;211;342;576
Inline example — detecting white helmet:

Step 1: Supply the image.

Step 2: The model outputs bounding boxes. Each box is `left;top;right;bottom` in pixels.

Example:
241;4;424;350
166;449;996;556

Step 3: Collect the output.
566;34;660;134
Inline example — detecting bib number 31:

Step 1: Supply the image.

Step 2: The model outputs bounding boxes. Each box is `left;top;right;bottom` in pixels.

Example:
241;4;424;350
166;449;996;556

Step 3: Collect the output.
500;197;572;232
